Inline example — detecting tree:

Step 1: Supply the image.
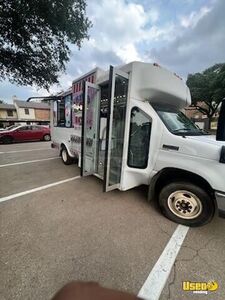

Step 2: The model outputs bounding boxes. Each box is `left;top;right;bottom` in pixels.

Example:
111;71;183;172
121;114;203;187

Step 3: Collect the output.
186;63;225;121
0;0;91;89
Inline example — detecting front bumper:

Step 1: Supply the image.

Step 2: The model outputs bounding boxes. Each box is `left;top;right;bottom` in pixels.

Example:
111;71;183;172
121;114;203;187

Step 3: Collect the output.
215;191;225;218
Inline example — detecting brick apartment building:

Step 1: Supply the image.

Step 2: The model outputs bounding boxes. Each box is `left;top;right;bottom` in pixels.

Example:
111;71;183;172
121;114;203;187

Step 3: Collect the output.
0;100;50;128
14;100;50;122
0;103;18;123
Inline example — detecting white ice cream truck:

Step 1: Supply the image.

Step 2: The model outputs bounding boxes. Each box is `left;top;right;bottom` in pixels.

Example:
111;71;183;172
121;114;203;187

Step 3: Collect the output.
51;62;225;227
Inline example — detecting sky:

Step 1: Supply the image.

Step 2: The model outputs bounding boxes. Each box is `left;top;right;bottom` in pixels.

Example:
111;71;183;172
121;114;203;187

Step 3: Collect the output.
1;0;225;103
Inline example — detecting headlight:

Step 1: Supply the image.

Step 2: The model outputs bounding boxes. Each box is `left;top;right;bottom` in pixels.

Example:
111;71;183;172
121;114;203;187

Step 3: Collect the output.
220;146;225;163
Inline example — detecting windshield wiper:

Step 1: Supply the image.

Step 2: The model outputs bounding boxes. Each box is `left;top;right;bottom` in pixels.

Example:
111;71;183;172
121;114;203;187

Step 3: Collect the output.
172;128;192;133
200;129;210;135
173;128;210;135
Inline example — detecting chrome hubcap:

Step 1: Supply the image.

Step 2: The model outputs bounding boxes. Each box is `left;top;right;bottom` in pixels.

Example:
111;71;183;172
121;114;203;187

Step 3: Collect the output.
167;190;203;219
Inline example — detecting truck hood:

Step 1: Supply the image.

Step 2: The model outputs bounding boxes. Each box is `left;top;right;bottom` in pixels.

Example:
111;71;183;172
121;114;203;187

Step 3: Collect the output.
162;130;225;161
159;131;225;192
181;135;225;161
187;135;225;146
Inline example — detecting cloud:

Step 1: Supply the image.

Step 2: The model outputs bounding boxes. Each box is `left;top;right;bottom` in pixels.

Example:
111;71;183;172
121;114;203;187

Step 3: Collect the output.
150;0;225;77
0;0;181;101
38;0;161;93
47;46;123;94
147;8;159;23
86;0;160;58
180;6;211;28
63;0;175;74
145;23;176;42
1;0;223;102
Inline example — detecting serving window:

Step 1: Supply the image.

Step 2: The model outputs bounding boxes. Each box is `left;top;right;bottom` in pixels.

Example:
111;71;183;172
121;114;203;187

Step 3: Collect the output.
53;94;72;128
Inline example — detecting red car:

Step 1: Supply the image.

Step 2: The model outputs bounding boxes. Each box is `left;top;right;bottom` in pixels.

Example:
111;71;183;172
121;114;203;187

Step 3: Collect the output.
0;125;51;144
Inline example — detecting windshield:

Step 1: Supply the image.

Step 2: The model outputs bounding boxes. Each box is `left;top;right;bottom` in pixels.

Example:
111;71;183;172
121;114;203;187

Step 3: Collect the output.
154;106;208;136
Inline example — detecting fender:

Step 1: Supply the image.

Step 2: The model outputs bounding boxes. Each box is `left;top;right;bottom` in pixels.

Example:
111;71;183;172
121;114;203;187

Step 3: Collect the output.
60;142;75;158
148;167;214;202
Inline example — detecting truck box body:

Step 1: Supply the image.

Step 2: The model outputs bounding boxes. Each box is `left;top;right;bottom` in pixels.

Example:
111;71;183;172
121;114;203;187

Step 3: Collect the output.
51;61;225;226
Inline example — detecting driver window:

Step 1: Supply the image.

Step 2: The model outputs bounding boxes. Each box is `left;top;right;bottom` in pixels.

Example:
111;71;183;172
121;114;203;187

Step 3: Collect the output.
128;107;151;168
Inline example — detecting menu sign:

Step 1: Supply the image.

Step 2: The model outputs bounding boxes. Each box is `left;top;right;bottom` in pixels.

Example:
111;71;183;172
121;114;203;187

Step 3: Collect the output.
65;94;72;128
72;72;96;130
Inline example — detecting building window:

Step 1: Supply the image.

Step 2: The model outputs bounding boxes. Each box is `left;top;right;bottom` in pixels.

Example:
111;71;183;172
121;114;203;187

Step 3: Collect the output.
24;108;29;115
7;110;13;117
127;107;151;169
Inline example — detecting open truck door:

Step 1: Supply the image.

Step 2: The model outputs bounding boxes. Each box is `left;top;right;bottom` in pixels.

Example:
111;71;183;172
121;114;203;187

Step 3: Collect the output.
216;99;225;141
81;66;130;192
81;81;100;176
103;66;129;192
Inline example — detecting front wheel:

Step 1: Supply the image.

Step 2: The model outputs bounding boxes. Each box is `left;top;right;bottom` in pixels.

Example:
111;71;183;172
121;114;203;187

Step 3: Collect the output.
159;182;214;227
61;147;73;165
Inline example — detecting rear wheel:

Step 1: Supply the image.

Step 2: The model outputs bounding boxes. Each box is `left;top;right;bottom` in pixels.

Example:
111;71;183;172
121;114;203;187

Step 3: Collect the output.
159;182;214;227
1;136;13;144
43;134;51;141
61;146;73;165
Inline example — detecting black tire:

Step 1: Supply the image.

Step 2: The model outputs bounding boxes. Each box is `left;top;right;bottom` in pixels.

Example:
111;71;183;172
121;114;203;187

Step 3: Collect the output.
61;146;73;165
43;134;51;141
159;182;214;227
1;135;14;144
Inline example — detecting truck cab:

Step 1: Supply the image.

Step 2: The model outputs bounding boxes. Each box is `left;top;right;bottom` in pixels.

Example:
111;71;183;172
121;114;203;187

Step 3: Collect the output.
51;61;225;227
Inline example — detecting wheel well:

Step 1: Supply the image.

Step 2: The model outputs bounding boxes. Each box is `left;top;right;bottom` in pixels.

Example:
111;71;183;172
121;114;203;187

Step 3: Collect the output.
152;168;214;199
60;143;66;155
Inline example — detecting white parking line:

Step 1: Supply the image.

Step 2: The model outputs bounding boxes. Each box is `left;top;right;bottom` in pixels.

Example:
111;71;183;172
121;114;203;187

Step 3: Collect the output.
0;148;52;154
0;157;60;168
0;176;80;203
138;224;189;300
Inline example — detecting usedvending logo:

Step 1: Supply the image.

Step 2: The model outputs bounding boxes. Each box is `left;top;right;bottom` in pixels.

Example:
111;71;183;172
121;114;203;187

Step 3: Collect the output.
182;281;219;294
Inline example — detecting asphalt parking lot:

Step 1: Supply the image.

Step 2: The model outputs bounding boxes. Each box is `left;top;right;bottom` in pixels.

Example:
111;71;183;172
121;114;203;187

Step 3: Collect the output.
0;141;225;300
